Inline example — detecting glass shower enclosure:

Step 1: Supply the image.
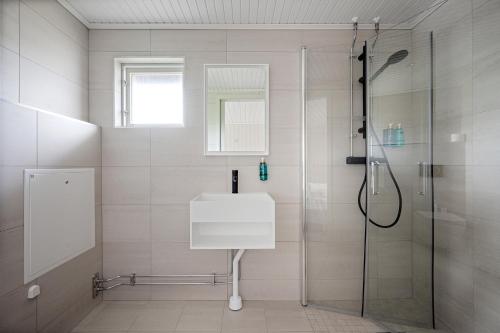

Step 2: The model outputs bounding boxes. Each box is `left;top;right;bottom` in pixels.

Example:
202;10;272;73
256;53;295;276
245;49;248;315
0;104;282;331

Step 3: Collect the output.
302;17;436;332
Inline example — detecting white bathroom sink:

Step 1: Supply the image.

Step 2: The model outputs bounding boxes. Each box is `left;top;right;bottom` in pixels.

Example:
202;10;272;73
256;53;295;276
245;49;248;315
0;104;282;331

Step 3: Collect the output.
190;192;275;249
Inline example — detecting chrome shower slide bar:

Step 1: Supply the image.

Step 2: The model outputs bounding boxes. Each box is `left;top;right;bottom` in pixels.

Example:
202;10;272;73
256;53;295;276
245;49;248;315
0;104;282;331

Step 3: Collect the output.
92;272;231;298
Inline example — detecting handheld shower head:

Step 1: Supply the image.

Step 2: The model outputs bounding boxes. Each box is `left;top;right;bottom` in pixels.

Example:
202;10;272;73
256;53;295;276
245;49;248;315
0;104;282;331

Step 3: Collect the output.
371;49;409;80
387;49;409;65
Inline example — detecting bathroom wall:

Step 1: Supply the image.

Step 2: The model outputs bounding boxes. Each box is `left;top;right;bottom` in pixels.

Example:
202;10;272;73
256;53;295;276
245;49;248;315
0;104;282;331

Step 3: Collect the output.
413;0;500;332
0;1;102;332
90;29;369;301
0;0;89;120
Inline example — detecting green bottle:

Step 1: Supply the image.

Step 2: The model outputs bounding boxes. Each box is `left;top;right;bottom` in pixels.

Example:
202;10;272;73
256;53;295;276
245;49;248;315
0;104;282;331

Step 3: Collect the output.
259;157;268;181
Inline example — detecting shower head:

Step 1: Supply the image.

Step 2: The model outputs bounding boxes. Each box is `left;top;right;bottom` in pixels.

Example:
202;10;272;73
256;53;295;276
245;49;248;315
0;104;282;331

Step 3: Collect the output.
387;49;409;65
371;49;409;80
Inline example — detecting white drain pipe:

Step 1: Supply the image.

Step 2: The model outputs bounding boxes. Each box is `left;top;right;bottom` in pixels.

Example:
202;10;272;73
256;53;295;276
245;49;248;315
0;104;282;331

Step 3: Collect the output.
229;249;245;311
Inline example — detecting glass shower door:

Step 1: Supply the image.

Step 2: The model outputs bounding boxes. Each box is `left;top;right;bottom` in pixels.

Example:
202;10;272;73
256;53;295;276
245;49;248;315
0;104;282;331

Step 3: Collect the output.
304;45;366;315
364;30;435;329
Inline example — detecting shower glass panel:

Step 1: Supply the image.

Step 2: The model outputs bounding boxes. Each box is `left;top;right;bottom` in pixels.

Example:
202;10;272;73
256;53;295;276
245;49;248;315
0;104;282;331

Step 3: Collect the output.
304;45;366;314
364;30;434;328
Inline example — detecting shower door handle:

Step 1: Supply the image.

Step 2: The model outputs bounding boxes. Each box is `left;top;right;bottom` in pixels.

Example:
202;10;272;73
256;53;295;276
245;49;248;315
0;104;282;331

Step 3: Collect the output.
370;161;380;195
418;161;427;195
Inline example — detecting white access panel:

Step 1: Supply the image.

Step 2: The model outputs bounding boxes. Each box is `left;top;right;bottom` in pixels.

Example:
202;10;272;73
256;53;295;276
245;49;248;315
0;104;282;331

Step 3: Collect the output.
24;169;95;283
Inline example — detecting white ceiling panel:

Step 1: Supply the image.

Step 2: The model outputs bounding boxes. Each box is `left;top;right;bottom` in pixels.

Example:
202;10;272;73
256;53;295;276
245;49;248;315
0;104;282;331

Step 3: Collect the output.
58;0;444;29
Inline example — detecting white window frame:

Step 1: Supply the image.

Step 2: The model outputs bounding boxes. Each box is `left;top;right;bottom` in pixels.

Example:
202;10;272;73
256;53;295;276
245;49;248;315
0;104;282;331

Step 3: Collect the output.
113;57;185;128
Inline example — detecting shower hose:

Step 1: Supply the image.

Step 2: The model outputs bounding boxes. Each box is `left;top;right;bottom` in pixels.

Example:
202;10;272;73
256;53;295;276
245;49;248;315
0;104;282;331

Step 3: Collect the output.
357;124;403;229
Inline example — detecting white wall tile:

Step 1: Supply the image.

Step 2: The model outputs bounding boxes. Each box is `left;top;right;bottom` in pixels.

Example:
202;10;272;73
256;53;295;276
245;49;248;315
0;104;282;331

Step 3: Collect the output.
330;165;365;204
103;205;151;242
239;279;300;300
227;51;300;90
306;203;364;244
0;0;20;52
473;109;500;165
377;241;412;279
152;242;227;275
20;58;88;120
21;0;88;49
227;30;302;52
0;100;37;166
150;284;227;301
151;204;189;242
302;30;370;50
0;227;24;296
151;30;226;52
0;167;27;231
102;128;150;167
473;217;500;277
150;127;226;167
150;166;226;204
90;30;150;52
241;242;300;280
182;89;205;127
474;269;500;333
0;46;19;102
102;167;150;205
307;278;362;301
434;253;474;313
89;89;114;127
37;111;100;167
435;290;474;333
104;285;152;301
36;248;99;330
471;166;500;221
230;166;300;203
20;2;88;86
267;127;301;167
152;51;226;91
103;241;152;276
0;285;36;332
269;90;301;128
377;278;412;299
275;204;301;242
306;51;350;91
307;241;363;280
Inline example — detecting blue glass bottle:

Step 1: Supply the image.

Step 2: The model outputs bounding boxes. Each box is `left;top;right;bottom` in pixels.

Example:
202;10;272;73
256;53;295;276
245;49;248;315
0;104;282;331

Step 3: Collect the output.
394;123;405;146
259;158;268;181
383;123;395;146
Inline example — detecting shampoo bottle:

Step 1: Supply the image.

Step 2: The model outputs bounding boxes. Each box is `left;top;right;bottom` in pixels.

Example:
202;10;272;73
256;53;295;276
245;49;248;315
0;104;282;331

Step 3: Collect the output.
395;123;405;146
383;123;393;146
259;158;268;181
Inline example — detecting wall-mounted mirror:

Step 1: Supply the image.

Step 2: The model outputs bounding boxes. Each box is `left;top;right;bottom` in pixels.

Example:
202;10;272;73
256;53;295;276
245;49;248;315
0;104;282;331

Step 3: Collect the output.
204;64;269;155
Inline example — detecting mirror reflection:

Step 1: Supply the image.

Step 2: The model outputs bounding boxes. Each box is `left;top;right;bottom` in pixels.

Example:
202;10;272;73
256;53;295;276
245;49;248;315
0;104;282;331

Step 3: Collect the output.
205;65;269;155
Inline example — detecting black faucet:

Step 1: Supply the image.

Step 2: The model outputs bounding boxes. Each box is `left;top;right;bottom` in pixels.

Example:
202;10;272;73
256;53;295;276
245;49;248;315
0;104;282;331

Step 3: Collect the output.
232;170;238;194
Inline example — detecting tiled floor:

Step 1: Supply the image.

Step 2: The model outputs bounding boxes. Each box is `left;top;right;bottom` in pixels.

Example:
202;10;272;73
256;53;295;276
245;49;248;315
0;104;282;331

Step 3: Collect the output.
72;300;387;333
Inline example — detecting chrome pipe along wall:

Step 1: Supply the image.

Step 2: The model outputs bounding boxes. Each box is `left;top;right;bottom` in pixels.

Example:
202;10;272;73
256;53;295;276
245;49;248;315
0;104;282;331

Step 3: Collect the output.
92;273;231;298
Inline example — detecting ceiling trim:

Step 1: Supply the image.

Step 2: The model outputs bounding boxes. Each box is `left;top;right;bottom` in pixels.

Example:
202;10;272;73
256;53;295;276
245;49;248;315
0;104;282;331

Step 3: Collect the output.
57;0;412;30
85;23;406;30
57;0;91;28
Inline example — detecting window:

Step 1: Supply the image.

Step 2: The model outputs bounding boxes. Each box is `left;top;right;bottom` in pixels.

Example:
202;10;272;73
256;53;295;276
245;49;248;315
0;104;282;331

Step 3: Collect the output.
221;99;266;152
117;58;184;127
